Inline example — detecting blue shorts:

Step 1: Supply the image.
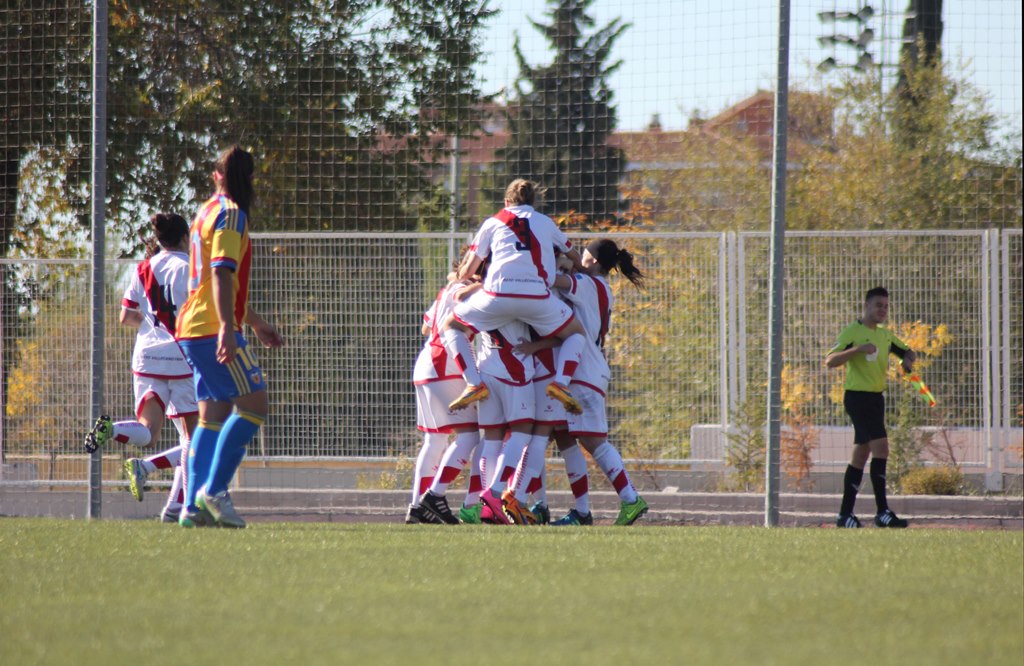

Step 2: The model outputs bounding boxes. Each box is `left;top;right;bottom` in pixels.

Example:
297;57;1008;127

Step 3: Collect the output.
179;333;266;402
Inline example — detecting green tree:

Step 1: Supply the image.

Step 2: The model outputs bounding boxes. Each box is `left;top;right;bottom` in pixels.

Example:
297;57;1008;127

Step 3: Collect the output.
491;0;628;221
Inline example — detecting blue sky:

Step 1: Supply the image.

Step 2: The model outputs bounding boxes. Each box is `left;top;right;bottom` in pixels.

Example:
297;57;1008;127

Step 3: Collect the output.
474;0;1023;134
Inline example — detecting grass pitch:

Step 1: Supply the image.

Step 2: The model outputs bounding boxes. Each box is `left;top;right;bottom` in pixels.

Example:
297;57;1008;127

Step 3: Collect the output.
1;519;1021;666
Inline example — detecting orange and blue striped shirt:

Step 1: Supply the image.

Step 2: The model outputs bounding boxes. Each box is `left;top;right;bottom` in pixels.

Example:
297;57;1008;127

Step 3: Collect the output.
176;194;252;340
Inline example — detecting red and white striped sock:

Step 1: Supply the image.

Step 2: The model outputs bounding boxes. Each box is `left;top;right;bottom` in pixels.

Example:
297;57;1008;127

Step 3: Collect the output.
441;328;482;386
479;438;503;488
429;430;479;496
592;441;638;503
412;432;447;504
561;443;591;515
112;420;151;447
143;444;182;473
552;333;584;385
511;434;549;503
488;431;530;496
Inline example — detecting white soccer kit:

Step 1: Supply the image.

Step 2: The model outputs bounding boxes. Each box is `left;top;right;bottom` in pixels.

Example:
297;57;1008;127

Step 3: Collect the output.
454;205;575;337
414;281;477;433
476;320;536;428
559;273;615;437
121;250;197;418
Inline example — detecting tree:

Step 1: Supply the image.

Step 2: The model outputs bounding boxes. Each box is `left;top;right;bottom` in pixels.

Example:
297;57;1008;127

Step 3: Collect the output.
491;0;628;221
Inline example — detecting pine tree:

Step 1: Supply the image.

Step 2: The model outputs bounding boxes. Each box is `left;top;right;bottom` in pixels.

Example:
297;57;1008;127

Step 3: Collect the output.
492;0;629;222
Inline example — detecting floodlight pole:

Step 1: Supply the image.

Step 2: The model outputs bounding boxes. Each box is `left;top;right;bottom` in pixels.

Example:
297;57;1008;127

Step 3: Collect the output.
88;0;108;520
765;0;791;527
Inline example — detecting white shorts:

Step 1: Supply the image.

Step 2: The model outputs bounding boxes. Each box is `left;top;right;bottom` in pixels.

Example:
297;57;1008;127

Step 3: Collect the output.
565;383;608;438
415;379;478;433
133;374;198;419
454;290;574;338
477;376;535;429
533;377;567;427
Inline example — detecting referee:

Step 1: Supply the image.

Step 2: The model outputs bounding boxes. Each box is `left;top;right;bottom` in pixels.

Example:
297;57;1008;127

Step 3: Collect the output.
826;286;917;528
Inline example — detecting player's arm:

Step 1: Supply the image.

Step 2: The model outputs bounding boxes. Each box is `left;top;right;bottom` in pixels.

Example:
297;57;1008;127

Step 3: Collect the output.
119;307;143;328
245;306;285;349
213;266;238;363
515;336;560;356
456;253;484;282
889;336;916;372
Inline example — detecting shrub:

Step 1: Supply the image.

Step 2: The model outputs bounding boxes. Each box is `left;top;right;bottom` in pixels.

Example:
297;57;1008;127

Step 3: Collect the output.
899;465;965;495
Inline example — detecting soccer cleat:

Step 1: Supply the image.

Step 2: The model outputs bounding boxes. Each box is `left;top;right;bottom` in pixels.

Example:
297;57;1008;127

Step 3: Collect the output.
614;496;649;526
84;415;113;453
419;491;460;525
545;382;583;415
197;488;246;529
480;491;512;525
160;505;181;524
874;509;909;528
405;503;435;524
123;458;147;502
836;513;862;528
501;490;537;525
529;502;551;525
179;504;215;528
448;383;489;411
552;508;593;526
458;503;483;524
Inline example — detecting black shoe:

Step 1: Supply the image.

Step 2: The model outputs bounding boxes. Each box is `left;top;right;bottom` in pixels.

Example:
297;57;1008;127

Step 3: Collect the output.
836;513;862;528
405;503;439;524
529;502;551;525
874;509;909;528
419;491;460;525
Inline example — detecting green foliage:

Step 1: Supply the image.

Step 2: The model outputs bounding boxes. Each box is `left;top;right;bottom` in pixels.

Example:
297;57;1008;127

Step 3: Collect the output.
900;465;967;496
491;0;628;220
886;382;930;490
722;393;766;492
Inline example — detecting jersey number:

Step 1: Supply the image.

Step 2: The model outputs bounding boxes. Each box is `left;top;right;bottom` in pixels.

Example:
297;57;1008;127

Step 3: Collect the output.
510;217;532;251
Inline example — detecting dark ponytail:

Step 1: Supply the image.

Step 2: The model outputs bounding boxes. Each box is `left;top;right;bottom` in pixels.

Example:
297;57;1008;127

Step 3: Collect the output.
214;145;255;215
585;239;646;290
142;212;189;258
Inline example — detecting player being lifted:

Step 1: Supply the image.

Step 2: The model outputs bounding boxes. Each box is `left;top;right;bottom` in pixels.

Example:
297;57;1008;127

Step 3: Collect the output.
439;179;588;417
84;213;198;523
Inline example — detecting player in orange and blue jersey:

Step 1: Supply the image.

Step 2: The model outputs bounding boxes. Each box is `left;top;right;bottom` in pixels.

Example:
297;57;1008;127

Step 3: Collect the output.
176;145;284;528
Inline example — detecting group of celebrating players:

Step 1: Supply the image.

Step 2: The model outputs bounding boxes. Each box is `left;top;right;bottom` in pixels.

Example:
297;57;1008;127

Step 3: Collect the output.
83;161;647;528
407;178;649;526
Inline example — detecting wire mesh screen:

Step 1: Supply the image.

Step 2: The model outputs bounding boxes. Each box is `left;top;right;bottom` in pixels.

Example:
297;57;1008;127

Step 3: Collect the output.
1;2;1021;515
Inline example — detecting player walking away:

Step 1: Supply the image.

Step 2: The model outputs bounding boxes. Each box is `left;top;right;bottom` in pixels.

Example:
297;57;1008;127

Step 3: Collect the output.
410;263;481;525
826;286;916;529
175;145;284;528
83;213;199;523
551;238;648;526
439;179;589;416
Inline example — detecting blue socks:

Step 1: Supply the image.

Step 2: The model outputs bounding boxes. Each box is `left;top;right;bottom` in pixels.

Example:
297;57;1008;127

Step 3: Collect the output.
204;410;264;496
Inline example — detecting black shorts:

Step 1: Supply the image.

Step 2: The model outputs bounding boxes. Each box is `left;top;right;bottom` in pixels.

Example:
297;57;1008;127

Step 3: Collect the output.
843;390;887;445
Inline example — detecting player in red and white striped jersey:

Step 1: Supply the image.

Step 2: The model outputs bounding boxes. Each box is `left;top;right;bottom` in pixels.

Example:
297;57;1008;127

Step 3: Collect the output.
439;179;590;417
83;213;198;523
550;239;649;526
409;271;482;525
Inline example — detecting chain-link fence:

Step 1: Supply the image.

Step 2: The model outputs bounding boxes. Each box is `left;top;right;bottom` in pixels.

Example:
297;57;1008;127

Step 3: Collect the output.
1;2;1020;518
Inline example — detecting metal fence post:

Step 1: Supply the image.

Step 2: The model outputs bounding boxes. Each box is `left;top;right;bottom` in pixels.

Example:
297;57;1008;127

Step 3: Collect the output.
88;0;108;520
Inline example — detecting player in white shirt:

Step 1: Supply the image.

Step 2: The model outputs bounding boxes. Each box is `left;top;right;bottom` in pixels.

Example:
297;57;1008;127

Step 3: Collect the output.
544;239;649;526
409;268;482;525
439;179;590;417
83;213;199;523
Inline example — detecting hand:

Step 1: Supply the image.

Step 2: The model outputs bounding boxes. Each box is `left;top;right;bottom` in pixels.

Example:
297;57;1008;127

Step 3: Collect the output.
216;327;238;364
902;358;914;373
858;343;877;355
253;321;285;348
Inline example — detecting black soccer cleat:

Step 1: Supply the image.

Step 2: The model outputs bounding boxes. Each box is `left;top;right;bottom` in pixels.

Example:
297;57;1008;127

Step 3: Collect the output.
405;503;440;525
836;513;862;528
874;509;909;528
419;491;460;525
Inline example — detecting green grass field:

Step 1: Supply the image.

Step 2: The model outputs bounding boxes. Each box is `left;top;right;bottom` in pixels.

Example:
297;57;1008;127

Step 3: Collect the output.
1;519;1021;666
